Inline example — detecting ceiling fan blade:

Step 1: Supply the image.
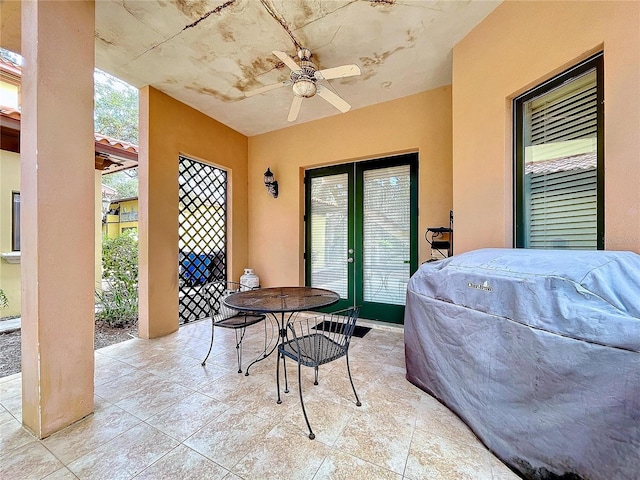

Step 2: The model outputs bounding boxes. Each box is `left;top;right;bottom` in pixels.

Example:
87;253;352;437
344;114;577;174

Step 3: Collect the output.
244;80;291;97
316;85;351;113
272;50;300;72
315;64;361;80
288;95;303;122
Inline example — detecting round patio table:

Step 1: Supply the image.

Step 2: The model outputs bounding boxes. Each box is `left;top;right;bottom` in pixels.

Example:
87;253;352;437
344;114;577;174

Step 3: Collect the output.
224;286;339;401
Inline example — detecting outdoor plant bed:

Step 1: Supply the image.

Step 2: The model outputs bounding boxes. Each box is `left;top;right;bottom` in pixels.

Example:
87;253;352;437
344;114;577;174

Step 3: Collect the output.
0;320;137;378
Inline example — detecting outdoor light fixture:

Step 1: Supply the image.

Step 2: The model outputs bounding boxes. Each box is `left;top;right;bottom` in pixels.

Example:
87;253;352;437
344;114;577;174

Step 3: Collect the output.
264;167;278;198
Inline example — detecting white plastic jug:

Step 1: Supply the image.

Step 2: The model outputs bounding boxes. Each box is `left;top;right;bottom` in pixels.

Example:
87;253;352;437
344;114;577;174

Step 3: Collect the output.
239;268;259;291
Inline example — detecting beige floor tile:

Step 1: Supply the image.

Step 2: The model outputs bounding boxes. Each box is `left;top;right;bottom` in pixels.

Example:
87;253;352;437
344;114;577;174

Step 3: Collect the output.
235;380;301;423
0;389;22;418
0;403;17;425
0;414;37;453
334;409;413;475
404;427;493;480
414;395;483;448
232;422;331;480
114;379;193;420
0;441;63;480
42;467;79;479
94;369;162;403
313;450;402;480
198;369;269;405
0;323;525;480
42;403;143;464
145;391;231;441
171;362;231;390
93;355;139;387
350;383;419;430
222;473;243;480
135;444;230;480
95;338;150;359
0;374;21;402
183;407;277;470
281;389;360;445
490;454;522;480
66;423;179;480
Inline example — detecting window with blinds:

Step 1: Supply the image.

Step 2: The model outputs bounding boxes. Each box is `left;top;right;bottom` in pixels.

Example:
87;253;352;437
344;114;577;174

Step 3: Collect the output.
515;53;603;249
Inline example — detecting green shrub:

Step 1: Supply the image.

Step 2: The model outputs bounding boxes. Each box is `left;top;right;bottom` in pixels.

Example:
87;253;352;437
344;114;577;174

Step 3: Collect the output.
0;289;8;310
96;231;139;327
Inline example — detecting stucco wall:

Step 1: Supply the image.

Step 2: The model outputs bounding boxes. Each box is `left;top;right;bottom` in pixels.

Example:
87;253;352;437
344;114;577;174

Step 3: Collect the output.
248;87;453;287
0;149;21;316
138;86;250;338
452;0;640;253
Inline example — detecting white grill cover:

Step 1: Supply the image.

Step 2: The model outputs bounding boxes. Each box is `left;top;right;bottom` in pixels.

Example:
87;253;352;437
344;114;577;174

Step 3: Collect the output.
405;248;640;480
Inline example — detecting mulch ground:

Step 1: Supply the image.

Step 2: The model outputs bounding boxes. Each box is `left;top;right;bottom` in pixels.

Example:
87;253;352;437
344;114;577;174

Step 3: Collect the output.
0;321;137;378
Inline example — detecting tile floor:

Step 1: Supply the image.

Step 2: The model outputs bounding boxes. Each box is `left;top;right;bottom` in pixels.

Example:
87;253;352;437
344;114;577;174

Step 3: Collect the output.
0;314;521;480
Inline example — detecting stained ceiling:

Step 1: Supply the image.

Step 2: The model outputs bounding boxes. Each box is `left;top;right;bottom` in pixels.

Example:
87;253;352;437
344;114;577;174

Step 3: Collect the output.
2;0;502;137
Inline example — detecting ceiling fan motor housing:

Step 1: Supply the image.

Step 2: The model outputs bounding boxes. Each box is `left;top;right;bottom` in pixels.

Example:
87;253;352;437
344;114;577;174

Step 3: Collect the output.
291;49;318;98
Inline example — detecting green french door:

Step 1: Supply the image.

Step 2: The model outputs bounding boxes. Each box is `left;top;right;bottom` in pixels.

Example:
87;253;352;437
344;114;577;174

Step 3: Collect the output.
305;153;418;324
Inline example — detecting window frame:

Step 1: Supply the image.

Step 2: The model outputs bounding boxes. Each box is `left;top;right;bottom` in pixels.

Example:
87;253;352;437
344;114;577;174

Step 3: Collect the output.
514;53;604;249
11;191;20;251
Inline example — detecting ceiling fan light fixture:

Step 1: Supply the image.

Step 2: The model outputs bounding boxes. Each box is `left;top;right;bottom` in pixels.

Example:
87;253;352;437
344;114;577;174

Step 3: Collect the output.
292;79;317;98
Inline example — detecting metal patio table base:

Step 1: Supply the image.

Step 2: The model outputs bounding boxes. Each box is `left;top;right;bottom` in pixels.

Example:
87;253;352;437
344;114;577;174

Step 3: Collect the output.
224;286;340;401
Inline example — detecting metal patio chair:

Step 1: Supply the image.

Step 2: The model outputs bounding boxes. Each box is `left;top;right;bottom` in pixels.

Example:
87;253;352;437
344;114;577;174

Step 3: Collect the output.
201;281;266;373
277;307;362;439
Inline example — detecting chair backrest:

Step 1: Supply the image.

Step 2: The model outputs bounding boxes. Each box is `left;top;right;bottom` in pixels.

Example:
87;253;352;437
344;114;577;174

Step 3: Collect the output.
286;307;360;365
204;281;251;320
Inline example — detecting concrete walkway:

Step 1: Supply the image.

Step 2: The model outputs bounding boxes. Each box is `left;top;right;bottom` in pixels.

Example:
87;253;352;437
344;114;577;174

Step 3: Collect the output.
0;317;21;334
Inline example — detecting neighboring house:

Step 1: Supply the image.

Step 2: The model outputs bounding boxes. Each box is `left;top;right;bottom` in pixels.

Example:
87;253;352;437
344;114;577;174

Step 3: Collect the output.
0;57;138;317
103;196;139;238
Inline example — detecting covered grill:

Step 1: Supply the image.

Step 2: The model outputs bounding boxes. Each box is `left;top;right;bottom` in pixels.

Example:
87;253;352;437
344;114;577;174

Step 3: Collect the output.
404;248;640;480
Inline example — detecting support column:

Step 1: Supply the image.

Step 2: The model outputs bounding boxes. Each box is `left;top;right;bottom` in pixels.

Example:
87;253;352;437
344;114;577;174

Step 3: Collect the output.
21;0;96;438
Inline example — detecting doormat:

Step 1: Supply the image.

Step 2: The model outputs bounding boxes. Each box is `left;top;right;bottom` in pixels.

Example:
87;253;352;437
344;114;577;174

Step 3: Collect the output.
313;321;372;338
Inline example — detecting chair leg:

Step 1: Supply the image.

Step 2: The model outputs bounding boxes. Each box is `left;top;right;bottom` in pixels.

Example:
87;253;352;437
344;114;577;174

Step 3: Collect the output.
297;360;315;440
234;329;243;374
201;320;215;366
314;366;319;385
276;350;283;404
346;353;361;407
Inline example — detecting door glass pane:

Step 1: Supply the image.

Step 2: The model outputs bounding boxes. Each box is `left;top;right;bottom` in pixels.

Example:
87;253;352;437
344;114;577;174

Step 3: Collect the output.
363;165;410;305
522;69;598;249
309;173;349;297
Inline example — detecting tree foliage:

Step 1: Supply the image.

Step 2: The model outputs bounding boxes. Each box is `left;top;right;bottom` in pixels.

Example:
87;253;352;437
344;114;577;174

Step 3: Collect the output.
102;169;139;199
96;231;139;327
94;69;139;144
0;289;8;310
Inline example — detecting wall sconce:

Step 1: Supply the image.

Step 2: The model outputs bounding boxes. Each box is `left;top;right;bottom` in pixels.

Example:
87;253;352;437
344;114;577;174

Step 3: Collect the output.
264;167;278;198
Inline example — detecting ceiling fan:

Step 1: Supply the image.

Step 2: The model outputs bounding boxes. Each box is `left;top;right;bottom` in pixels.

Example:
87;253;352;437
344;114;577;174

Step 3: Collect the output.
245;48;361;122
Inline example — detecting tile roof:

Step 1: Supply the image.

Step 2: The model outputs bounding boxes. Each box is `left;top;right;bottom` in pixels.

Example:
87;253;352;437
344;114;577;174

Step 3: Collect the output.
0;107;138;172
525;152;597;175
1;59;138;172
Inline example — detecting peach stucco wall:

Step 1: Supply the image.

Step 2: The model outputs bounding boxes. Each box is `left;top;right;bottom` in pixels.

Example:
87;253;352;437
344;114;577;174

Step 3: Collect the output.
20;0;96;438
247;87;453;287
452;0;640;253
138;86;250;338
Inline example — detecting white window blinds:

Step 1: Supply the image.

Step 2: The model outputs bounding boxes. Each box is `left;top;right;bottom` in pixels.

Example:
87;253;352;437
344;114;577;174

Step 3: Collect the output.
363;165;411;305
522;69;599;249
309;174;349;297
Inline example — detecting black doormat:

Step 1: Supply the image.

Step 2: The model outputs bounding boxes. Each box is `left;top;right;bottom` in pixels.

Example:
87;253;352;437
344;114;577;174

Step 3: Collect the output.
313;321;372;338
